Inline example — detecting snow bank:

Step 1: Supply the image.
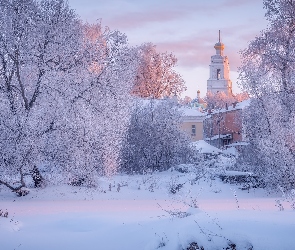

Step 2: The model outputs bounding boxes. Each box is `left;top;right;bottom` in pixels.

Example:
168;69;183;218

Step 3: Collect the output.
191;140;222;154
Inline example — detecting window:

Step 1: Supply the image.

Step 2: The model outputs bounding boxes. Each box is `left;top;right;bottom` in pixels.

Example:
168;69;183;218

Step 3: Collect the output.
191;125;196;136
217;69;221;80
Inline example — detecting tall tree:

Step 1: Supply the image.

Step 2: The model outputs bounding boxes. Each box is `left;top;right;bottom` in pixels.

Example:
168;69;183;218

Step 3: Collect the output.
0;0;83;193
239;0;295;191
0;0;138;193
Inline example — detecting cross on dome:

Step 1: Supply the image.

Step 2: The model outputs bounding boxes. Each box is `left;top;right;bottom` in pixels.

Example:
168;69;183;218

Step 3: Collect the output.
214;30;225;56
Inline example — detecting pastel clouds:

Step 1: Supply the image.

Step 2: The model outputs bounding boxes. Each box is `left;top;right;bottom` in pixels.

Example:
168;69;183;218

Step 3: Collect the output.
68;0;267;97
77;0;261;31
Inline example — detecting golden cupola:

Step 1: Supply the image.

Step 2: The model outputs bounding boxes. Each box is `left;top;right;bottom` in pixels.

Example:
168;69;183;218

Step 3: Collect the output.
214;30;225;56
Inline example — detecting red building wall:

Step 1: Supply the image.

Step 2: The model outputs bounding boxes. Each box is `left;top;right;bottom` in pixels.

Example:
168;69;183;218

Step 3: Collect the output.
204;108;243;147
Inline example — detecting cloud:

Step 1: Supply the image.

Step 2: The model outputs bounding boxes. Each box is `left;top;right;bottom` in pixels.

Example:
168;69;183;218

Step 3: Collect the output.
79;0;261;30
106;8;190;29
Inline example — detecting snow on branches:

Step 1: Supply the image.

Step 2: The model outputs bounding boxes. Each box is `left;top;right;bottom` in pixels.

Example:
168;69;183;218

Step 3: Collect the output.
239;0;295;191
120;98;191;173
0;0;139;192
132;43;186;99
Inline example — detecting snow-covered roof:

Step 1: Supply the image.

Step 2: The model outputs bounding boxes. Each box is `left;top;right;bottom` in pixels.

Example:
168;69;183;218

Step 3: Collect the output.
235;98;251;109
226;141;249;147
191;140;222;154
210;98;251;115
180;107;206;117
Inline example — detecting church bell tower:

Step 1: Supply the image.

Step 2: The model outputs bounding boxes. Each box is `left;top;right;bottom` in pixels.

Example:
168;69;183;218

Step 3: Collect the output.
207;31;233;95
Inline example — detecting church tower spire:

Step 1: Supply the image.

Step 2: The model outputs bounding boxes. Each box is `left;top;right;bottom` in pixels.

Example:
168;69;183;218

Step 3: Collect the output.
207;30;232;95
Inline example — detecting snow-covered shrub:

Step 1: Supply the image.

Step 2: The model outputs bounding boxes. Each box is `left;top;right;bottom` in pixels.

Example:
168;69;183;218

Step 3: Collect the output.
182;188;203;209
186;242;204;250
31;166;45;188
0;209;8;218
120;98;191;173
219;171;265;190
14;188;30;197
168;177;185;194
155;233;168;249
277;187;295;210
139;173;160;192
275;199;284;211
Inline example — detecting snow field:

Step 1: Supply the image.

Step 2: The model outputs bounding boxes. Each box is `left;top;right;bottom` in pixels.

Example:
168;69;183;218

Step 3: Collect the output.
0;169;294;250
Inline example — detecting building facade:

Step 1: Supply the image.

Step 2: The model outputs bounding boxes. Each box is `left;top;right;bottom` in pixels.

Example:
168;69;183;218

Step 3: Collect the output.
203;100;250;148
180;107;205;142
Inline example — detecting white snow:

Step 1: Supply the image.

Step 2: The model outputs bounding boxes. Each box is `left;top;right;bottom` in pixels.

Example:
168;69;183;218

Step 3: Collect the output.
1;168;294;250
226;141;249;147
210;99;251;114
191;140;222;154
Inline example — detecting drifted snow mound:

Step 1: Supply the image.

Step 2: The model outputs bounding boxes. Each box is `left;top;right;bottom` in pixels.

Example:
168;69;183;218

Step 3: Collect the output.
191;140;222;154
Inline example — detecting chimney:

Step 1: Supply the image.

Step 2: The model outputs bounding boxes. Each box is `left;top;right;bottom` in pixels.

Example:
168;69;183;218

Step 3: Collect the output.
197;90;200;99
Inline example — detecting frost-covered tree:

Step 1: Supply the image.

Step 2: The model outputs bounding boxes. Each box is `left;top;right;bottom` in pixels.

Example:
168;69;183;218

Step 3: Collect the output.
120;98;191;173
179;96;192;106
0;0;83;193
205;91;249;110
0;0;138;193
239;0;295;191
205;91;236;109
132;43;186;99
46;23;138;180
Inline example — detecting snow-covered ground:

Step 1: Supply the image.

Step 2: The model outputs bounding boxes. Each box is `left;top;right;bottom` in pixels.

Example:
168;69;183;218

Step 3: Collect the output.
0;168;294;250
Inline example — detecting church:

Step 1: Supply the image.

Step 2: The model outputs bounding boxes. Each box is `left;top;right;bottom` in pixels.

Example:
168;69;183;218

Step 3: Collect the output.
181;31;249;147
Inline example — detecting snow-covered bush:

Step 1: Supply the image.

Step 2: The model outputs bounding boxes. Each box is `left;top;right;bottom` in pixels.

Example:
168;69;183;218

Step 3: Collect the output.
31;166;45;188
0;209;8;218
120;98;191;173
168;177;185;194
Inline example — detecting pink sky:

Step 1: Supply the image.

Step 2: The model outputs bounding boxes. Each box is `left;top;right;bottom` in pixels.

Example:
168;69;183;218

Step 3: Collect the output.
68;0;268;98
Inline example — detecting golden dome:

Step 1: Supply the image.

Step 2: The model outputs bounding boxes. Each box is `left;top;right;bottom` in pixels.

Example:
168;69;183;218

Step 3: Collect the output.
214;30;225;51
214;42;225;50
